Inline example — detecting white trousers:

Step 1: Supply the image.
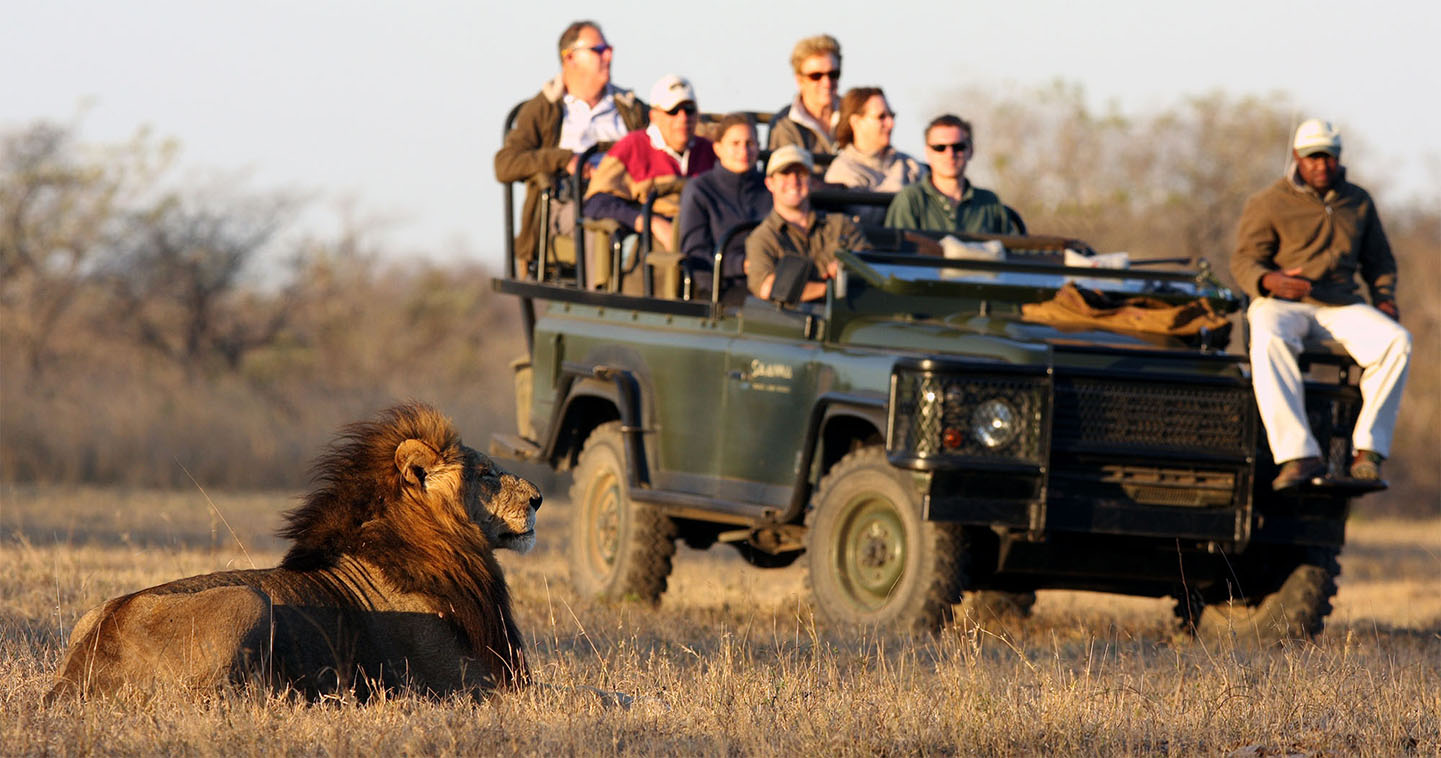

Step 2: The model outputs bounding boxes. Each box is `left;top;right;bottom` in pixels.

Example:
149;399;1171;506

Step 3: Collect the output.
1247;298;1411;462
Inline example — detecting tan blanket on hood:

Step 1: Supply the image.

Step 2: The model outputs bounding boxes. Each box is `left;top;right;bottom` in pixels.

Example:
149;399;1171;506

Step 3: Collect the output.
1021;282;1232;338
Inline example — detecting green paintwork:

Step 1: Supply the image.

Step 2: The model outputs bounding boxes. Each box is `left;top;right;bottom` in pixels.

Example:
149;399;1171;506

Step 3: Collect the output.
526;252;1246;510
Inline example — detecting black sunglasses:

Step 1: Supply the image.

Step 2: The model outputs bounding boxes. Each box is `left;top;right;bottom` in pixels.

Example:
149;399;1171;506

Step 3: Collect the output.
928;140;971;154
566;42;612;57
803;69;841;81
664;102;697;116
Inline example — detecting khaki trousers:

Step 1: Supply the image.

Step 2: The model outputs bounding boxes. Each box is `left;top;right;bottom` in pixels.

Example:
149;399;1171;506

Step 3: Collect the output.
1247;298;1411;462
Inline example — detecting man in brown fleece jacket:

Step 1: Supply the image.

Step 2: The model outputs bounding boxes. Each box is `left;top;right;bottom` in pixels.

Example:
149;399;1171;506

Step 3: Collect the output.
495;21;648;271
1231;118;1411;490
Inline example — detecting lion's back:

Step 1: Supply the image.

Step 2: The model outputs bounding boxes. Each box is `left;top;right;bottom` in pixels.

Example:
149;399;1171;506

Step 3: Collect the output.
49;579;272;701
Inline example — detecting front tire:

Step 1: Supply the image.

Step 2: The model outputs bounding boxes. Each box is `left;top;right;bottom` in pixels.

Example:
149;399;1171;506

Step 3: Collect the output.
568;422;677;603
806;448;965;632
1176;548;1340;644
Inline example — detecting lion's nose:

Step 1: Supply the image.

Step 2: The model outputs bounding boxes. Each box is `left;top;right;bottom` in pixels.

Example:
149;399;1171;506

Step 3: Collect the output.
530;493;543;512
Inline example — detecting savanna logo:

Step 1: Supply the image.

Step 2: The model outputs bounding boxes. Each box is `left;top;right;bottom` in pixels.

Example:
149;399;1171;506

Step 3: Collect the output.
747;360;794;393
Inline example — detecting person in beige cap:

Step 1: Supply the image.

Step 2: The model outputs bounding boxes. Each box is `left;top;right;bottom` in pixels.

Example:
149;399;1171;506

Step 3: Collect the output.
1231;118;1410;489
582;74;715;250
744;145;870;302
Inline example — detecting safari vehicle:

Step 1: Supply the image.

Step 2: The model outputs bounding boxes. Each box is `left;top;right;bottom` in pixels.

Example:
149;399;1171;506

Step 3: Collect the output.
490;111;1379;640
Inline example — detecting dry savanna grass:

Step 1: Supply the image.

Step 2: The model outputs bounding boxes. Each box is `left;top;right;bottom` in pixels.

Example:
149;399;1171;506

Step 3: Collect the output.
2;483;1438;757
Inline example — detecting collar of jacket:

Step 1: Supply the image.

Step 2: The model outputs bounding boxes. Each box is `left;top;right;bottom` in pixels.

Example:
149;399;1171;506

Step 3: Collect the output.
787;94;838;136
1283;158;1348;201
646;123;694;170
541;74;638;110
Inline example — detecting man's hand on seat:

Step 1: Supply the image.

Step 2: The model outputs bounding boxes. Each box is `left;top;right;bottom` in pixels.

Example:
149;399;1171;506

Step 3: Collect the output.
1376;300;1400;322
1262;267;1312;300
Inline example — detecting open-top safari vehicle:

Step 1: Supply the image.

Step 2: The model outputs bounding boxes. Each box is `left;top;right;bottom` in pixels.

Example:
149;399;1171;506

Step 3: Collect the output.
489;108;1380;641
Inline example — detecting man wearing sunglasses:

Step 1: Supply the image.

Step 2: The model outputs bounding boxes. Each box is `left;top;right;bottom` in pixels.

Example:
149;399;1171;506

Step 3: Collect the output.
1231;118;1410;490
884;114;1018;235
495;20;648;271
767;34;843;159
583;75;715;252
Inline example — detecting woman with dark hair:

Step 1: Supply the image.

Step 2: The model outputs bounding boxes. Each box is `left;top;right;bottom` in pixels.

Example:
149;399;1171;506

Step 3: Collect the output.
824;87;924;193
676;113;772;297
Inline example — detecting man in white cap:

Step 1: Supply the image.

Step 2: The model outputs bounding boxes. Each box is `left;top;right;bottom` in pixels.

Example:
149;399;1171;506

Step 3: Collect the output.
745;145;870;302
1231;118;1410;489
582;74;715;250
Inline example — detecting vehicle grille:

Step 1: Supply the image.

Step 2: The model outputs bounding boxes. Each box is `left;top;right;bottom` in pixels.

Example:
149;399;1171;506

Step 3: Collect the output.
1051;376;1252;458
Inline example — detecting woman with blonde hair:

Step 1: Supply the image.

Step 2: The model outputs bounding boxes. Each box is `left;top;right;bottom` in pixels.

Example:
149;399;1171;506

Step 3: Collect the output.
768;34;843;156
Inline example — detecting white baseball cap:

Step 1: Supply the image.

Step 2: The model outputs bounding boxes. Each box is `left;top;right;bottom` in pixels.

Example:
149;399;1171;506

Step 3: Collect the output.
649;74;696;112
1293;118;1341;157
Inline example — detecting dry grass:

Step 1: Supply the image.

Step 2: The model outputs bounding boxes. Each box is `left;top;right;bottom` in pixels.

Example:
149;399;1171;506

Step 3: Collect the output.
2;483;1438;757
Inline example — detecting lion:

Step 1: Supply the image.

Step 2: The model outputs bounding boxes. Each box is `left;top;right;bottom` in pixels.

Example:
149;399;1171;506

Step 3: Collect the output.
46;402;541;702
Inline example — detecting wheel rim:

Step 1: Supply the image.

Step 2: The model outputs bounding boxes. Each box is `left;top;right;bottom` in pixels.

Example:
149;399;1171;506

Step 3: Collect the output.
834;494;907;611
584;468;622;574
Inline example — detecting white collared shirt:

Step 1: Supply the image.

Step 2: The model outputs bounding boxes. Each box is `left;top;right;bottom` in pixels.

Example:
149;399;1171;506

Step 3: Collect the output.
559;88;628;153
645;123;692;174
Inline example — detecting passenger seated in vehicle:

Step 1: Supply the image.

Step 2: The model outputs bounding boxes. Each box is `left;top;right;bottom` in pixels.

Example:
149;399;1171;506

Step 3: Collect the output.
582;74;716;251
676;114;771;298
494;20;647;272
745;146;871;303
768;34;843;159
824;88;924;192
884;114;1019;235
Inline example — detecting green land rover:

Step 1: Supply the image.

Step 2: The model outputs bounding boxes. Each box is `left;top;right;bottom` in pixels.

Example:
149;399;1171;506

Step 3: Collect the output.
491;121;1379;641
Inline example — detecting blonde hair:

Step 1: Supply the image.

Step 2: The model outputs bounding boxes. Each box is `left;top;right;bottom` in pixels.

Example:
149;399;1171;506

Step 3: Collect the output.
789;34;841;74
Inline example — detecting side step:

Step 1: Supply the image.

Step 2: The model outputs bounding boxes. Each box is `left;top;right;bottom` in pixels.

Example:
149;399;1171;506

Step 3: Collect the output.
490;433;542;462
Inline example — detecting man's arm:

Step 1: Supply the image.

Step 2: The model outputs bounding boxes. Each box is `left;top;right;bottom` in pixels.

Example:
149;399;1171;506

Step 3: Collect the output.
744;230;778;298
494;99;572;183
1230;193;1283;299
1357;197;1398;317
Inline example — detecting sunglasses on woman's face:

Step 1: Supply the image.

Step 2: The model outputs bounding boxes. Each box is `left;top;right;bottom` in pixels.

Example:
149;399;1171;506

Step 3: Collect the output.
803;69;841;81
928;140;971;154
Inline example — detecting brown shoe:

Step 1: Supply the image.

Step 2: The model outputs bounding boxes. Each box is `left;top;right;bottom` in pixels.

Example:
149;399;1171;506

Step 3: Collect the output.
1272;457;1326;490
1349;450;1383;481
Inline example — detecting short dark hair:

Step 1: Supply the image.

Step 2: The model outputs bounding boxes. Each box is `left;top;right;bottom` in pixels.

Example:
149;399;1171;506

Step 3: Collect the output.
558;20;602;61
925;114;973;147
715;112;757;141
834;87;885;148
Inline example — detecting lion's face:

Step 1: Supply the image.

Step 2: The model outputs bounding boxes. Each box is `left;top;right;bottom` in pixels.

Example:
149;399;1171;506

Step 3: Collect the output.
462;446;541;554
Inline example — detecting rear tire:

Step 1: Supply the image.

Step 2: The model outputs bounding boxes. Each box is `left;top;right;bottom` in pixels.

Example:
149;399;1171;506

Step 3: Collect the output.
1175;548;1339;644
568;422;677;603
806;448;965;632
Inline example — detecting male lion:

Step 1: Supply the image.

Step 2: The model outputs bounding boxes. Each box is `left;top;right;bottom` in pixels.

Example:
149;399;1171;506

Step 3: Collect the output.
47;402;541;702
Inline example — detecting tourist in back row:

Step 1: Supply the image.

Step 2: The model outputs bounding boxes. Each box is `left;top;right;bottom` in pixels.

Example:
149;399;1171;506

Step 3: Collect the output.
824;87;924;193
885;114;1019;235
768;34;843;158
495;20;647;272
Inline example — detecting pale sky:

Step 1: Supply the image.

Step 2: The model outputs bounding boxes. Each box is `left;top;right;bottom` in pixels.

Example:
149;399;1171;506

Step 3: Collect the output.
5;0;1438;267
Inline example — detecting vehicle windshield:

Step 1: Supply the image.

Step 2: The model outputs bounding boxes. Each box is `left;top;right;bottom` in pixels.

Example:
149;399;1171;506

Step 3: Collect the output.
845;250;1219;299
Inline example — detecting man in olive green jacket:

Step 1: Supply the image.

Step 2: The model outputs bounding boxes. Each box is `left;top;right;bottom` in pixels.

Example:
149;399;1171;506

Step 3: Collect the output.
1230;119;1410;490
494;21;648;270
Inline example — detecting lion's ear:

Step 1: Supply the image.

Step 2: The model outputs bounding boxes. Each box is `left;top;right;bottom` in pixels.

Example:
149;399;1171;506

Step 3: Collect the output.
395;438;440;489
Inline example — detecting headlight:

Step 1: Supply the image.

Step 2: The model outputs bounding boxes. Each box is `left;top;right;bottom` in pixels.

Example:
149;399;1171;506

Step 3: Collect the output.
970;398;1019;449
